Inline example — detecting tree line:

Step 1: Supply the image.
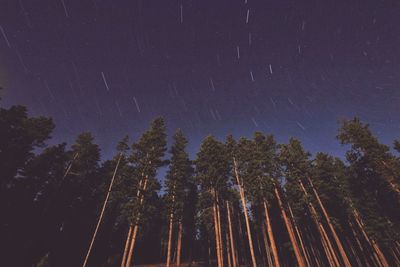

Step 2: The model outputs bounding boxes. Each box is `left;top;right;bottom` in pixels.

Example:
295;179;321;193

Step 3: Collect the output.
1;101;399;267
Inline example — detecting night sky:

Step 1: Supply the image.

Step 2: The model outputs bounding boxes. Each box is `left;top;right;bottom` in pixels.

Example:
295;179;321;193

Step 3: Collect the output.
1;0;399;159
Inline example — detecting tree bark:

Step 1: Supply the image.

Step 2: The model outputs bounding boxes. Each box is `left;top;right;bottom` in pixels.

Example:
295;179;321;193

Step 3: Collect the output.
213;189;223;267
287;204;311;267
125;177;149;267
262;223;273;267
216;191;224;267
82;154;122;267
273;185;306;267
298;180;340;267
263;199;280;267
307;177;351;266
226;201;238;267
176;220;183;267
166;204;174;267
233;157;257;267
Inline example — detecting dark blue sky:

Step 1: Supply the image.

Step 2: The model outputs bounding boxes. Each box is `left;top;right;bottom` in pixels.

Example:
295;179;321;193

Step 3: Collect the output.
1;0;399;160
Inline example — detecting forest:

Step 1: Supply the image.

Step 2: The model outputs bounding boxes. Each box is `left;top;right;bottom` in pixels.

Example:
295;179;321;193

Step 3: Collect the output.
1;101;400;267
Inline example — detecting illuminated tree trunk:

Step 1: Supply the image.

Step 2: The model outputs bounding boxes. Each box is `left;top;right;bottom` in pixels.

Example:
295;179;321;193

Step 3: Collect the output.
216;192;224;267
263;199;280;267
166;195;175;267
298;180;340;267
262;223;273;267
226;201;238;267
352;208;389;267
124;176;149;267
287;204;311;267
308;178;351;266
82;154;122;267
213;189;223;267
233;157;257;267
226;231;232;267
176;220;183;267
273;184;306;267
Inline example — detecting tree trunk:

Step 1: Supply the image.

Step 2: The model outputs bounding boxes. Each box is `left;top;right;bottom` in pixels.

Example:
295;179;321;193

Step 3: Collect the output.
121;176;145;267
298;180;340;267
213;189;222;267
287;204;311;267
226;231;232;267
226;201;238;267
82;154;122;267
216;192;224;267
176;220;183;267
308;178;351;266
262;224;273;267
125;176;149;267
166;208;174;267
273;184;306;267
233;157;257;267
352;208;389;267
263;199;280;267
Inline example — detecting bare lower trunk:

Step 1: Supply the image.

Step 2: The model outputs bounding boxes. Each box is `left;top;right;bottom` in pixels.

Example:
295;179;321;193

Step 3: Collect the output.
166;211;174;267
353;208;389;267
82;154;122;267
233;157;257;267
226;231;232;267
308;178;351;266
125;176;149;267
298;180;340;267
287;204;311;267
226;201;238;267
121;225;133;267
176;220;183;267
273;185;306;267
262;224;273;267
216;192;224;267
213;189;222;267
263;200;280;267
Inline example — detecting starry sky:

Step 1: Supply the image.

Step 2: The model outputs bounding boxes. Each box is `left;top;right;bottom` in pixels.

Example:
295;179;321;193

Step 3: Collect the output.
1;0;399;160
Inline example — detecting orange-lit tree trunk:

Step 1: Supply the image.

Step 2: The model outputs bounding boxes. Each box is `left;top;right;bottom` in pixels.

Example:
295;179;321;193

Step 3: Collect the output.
298;180;340;267
124;176;149;267
273;184;306;267
263;199;280;267
287;204;311;267
352;208;389;267
166;195;175;267
82;154;122;267
213;189;223;267
226;201;238;267
307;177;351;267
176;220;183;267
233;157;257;267
120;177;145;267
226;230;232;267
216;192;224;267
262;223;273;267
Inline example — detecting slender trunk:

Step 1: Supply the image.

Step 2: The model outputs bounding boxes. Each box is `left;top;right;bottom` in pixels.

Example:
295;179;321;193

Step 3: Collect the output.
166;209;174;267
82;154;122;267
216;192;224;266
213;189;222;267
226;231;232;267
176;220;183;267
125;177;149;267
262;224;273;267
237;210;246;264
298;180;340;267
353;208;389;267
120;225;133;267
273;185;306;267
226;201;238;267
263;199;280;267
121;177;145;267
233;157;257;267
349;220;374;267
308;178;351;266
287;204;311;267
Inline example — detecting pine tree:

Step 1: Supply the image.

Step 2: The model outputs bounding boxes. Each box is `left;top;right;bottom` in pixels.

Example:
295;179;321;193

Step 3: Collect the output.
164;129;193;267
196;135;230;267
121;117;167;267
